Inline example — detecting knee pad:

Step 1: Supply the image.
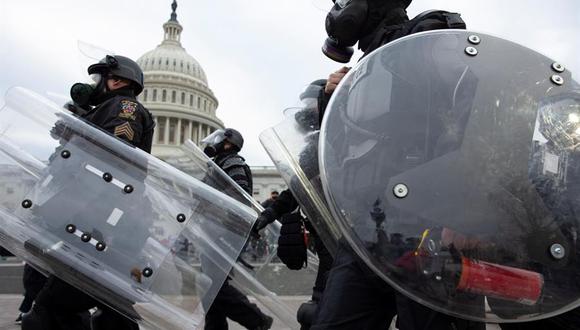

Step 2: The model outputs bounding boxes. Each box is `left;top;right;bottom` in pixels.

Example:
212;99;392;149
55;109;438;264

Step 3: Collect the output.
297;300;318;327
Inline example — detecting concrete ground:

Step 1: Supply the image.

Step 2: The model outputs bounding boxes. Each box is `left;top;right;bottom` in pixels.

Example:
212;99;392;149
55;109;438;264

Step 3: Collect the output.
0;258;500;330
0;294;502;330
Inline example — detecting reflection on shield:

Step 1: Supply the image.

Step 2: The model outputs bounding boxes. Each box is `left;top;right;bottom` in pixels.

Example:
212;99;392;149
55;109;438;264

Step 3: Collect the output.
0;87;256;329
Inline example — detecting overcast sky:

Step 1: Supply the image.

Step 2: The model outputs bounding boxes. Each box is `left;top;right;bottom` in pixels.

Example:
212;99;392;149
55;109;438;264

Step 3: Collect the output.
1;0;578;166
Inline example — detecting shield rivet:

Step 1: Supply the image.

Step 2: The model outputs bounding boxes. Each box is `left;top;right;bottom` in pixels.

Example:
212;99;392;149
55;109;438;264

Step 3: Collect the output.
176;213;186;223
61;150;71;159
102;173;113;182
65;224;76;233
468;35;481;45
142;267;153;278
552;62;565;73
21;199;33;208
550;243;565;260
465;46;478;56
81;233;92;243
96;242;106;251
393;184;409;199
123;185;134;194
551;75;564;86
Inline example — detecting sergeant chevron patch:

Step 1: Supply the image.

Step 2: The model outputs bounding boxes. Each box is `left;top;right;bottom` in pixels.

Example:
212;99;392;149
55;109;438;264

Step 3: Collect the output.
114;122;135;141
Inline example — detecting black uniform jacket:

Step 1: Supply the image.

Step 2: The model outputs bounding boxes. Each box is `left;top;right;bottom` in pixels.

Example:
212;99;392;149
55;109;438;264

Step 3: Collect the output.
214;151;253;195
84;89;155;153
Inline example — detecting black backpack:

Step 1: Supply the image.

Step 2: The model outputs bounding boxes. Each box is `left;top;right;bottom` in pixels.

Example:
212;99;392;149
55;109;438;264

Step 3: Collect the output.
362;9;466;57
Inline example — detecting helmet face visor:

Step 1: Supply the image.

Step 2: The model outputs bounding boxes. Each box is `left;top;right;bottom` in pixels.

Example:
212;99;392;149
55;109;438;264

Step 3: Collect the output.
201;129;226;147
89;73;102;84
320;30;580;322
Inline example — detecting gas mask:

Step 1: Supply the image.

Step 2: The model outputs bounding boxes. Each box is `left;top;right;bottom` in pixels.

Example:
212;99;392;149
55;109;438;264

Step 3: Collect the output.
203;141;225;158
322;0;368;63
322;0;411;63
201;129;228;158
69;73;108;108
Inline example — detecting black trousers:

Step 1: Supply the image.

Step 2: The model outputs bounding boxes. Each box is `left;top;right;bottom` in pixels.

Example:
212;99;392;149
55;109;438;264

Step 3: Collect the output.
25;275;138;330
311;241;485;330
311;234;333;301
19;264;47;313
298;234;335;330
205;280;266;330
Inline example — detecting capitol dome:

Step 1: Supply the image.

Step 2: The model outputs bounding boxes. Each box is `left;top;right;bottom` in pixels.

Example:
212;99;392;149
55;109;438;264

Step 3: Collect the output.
138;44;208;84
136;0;223;160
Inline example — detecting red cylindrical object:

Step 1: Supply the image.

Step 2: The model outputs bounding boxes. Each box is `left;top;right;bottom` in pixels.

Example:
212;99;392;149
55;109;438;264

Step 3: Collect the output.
457;257;544;305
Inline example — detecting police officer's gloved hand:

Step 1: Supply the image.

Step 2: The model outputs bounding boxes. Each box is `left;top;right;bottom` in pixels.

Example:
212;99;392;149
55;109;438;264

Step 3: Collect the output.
277;212;307;270
63;101;90;117
252;208;276;239
49;120;75;142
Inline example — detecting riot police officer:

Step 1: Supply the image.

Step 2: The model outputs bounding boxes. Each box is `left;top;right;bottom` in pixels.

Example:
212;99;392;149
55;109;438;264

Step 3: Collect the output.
310;1;488;329
313;1;580;328
253;79;334;329
201;128;274;330
22;54;154;330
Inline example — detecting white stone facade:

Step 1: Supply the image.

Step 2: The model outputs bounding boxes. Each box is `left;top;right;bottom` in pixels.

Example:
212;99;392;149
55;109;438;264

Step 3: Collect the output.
251;166;287;204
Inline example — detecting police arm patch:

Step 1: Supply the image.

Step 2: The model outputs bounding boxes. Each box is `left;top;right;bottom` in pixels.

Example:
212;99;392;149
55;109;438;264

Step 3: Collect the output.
114;122;135;141
119;100;137;120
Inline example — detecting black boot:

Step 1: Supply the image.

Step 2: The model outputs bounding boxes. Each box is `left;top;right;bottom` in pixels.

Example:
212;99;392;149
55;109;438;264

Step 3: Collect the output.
254;314;273;330
22;304;55;330
297;300;318;330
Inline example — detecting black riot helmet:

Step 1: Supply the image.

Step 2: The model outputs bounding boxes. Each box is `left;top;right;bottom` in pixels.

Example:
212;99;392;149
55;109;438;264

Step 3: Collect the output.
294;79;327;133
202;128;244;157
300;79;327;102
87;55;144;95
322;0;411;63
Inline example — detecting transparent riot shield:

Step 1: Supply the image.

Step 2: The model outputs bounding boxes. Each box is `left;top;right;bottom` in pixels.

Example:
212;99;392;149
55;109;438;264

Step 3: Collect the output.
320;30;580;322
0;87;256;329
260;108;339;256
165;140;320;329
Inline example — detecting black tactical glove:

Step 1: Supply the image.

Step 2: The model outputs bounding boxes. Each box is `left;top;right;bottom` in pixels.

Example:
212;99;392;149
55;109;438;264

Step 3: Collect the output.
49;120;74;141
252;208;276;238
63;101;90;117
277;212;307;270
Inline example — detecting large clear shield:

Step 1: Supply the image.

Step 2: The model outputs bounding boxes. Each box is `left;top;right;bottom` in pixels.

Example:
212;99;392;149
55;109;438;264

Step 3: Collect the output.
320;30;580;322
0;87;256;329
166;140;320;329
260;108;340;256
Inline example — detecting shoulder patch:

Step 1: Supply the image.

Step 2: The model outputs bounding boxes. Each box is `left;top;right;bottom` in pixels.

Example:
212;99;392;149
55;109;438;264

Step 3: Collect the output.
114;122;135;141
119;100;138;120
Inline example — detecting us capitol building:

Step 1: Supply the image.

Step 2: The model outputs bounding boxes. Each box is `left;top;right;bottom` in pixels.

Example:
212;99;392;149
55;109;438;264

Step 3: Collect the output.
135;1;285;203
